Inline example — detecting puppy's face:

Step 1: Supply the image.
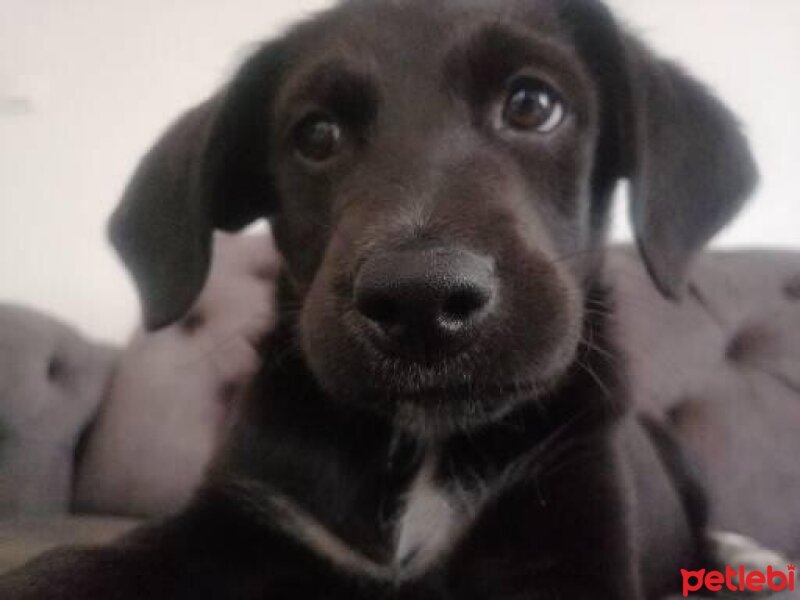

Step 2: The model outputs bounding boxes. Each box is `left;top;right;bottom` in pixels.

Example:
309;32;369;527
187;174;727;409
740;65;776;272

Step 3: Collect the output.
111;0;756;436
272;1;596;430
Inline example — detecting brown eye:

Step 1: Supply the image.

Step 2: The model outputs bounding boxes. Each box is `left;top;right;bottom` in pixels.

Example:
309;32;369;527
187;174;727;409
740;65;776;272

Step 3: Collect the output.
294;113;343;163
503;78;565;133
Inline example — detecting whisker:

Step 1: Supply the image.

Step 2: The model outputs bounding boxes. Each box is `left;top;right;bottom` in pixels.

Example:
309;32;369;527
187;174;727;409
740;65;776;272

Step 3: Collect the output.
548;247;597;266
574;358;613;400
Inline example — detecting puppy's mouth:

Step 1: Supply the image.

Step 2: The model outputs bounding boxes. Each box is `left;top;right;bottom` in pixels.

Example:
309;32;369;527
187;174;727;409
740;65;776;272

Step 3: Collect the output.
389;379;542;406
300;242;584;433
385;376;559;435
348;324;567;407
302;309;577;434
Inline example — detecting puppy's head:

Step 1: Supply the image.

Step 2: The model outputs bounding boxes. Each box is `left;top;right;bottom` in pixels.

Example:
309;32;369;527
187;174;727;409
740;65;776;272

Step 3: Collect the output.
110;0;757;434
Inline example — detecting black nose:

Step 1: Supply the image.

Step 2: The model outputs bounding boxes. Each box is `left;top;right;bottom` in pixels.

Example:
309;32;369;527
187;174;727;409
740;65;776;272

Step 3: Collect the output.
354;247;496;358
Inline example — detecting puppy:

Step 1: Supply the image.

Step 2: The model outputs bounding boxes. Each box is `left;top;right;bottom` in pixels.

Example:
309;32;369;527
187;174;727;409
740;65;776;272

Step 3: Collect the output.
0;0;757;598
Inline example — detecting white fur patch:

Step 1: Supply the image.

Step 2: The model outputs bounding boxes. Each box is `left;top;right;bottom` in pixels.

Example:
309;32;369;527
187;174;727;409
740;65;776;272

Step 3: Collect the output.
229;450;478;583
265;490;395;580
229;479;394;580
393;452;473;578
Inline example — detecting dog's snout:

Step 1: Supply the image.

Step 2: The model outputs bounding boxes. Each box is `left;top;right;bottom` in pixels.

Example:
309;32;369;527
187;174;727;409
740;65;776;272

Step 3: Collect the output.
354;247;496;358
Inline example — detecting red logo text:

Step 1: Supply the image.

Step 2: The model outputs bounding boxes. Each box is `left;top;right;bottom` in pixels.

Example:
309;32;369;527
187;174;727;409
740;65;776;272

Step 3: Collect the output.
682;564;796;597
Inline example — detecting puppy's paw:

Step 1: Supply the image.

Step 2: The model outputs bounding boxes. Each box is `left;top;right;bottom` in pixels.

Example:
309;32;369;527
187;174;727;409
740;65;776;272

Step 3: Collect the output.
706;531;795;597
707;531;788;572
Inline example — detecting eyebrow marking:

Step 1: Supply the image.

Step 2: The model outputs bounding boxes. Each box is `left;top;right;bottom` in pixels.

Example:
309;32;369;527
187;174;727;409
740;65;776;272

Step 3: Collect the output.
460;23;580;73
445;22;590;109
275;60;380;131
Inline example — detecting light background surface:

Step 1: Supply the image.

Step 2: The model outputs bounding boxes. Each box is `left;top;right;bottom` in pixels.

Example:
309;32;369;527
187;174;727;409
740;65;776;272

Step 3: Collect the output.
1;0;798;342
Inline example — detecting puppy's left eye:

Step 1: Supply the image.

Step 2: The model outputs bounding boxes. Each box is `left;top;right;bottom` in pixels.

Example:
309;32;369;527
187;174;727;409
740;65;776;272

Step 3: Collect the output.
293;113;343;163
502;77;565;133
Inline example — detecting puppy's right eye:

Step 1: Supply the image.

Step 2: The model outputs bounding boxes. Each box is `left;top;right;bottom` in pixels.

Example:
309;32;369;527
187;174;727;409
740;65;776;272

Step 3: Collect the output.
502;77;565;134
293;113;343;163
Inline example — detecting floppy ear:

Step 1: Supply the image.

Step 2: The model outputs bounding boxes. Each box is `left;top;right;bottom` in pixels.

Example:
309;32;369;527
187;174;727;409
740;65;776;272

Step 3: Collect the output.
556;0;758;297
109;41;286;330
622;39;759;298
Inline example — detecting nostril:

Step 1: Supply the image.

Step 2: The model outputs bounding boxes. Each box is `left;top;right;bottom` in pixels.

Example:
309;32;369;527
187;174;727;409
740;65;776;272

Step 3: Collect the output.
442;290;483;321
357;293;399;326
354;247;496;350
441;285;492;323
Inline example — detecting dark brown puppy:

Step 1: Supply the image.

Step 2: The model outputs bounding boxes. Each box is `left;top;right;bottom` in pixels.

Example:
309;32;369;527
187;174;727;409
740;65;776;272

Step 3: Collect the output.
0;0;757;598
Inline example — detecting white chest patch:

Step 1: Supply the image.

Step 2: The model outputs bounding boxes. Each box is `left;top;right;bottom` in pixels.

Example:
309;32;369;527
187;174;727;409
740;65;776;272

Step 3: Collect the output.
234;451;480;583
393;452;474;578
